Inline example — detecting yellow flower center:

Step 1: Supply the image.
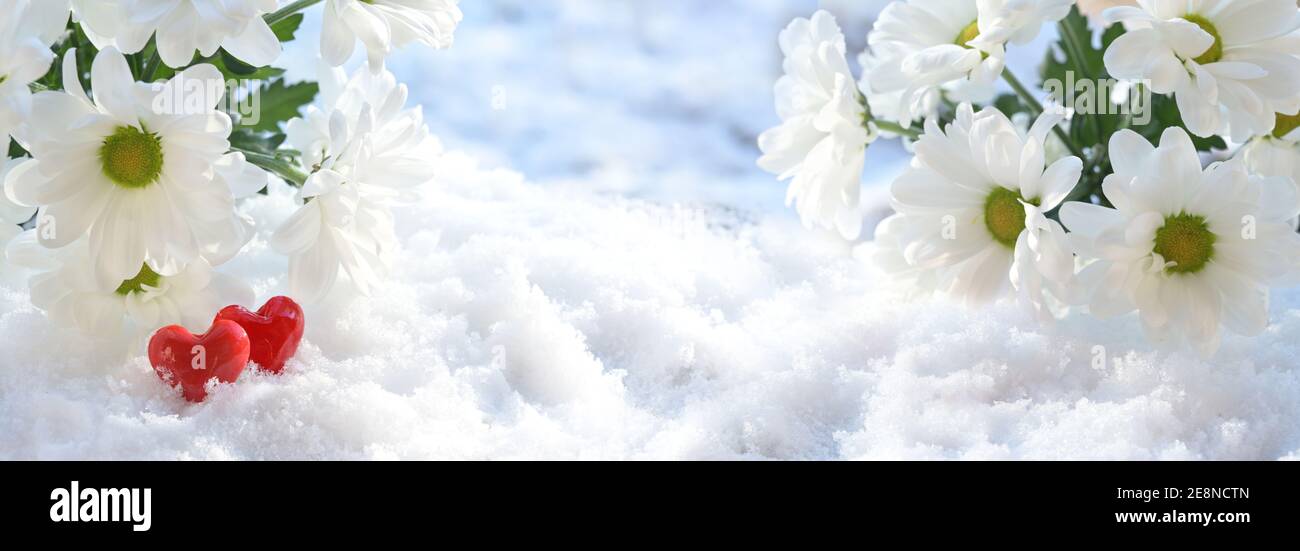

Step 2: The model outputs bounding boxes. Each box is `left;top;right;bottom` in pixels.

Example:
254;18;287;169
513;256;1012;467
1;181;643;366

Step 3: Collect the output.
983;187;1035;248
1182;14;1223;65
955;21;981;48
100;125;164;189
115;264;163;296
1274;112;1300;139
1153;213;1215;274
954;21;989;60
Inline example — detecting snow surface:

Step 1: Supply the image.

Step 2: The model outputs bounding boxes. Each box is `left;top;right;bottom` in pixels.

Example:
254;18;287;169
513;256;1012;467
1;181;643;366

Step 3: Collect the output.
2;1;1300;460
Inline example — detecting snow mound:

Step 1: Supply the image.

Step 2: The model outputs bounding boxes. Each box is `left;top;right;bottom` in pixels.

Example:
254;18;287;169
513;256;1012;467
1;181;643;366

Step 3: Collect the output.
2;155;1299;460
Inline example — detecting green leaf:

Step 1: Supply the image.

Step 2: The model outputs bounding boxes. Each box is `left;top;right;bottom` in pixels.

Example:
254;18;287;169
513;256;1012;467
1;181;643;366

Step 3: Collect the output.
245;78;319;133
1061;8;1101;77
8;139;29;159
209;51;286;80
1101;21;1125;53
993;93;1029;119
229;128;287;156
1129;95;1227;152
221;50;259;76
272;13;305;42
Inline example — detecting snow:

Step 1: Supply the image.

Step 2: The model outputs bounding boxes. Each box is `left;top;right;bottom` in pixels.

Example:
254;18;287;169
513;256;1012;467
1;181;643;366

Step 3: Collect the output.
5;154;1300;460
2;1;1300;460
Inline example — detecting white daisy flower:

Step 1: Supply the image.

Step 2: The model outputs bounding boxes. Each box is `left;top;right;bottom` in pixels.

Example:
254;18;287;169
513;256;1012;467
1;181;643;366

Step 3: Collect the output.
1102;0;1300;140
5;231;252;344
757;10;874;239
863;0;1004;125
4;47;252;292
0;2;57;144
321;0;463;69
69;0;281;68
1061;127;1300;355
879;104;1083;319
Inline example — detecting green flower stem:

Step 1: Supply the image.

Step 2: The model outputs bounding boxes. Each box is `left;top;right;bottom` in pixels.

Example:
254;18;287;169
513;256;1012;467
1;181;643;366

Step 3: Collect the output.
265;0;324;25
1001;69;1086;160
870;119;922;140
1057;19;1094;79
239;149;309;187
1056;19;1104;146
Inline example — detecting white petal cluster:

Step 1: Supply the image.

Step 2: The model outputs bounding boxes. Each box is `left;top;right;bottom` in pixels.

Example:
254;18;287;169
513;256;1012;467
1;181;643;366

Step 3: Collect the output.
862;0;1071;126
0;1;58;144
272;66;441;303
322;0;463;69
5;231;252;346
971;0;1076;57
757;10;874;238
67;0;282;68
0;157;37;284
1240;132;1300;202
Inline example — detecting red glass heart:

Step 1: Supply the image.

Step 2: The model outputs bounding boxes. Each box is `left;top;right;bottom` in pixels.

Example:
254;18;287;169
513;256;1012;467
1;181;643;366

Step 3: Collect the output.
214;296;305;374
148;320;251;402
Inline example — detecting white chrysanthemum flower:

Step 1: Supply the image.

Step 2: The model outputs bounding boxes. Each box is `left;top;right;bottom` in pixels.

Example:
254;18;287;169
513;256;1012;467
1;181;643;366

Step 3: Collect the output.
878;104;1083;320
758;10;874;239
1061;128;1300;355
4;47;253;291
1103;0;1300;140
5;231;252;344
274;64;439;303
321;0;463;69
0;2;57;144
273;106;396;303
287;65;441;204
68;0;281;68
864;0;1003;125
271;168;397;304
